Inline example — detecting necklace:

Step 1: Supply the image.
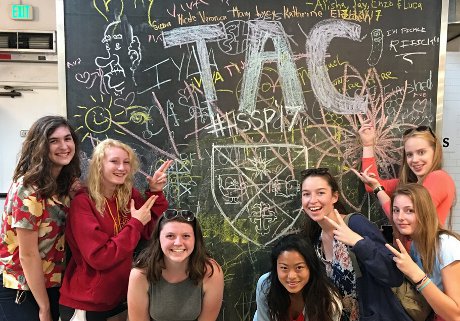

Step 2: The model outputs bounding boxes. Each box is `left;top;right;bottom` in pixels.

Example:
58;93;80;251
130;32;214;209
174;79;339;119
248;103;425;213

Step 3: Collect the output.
105;198;121;235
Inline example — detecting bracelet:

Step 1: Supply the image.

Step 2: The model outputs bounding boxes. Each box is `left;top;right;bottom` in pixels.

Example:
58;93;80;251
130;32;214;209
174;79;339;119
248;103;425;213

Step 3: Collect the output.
414;274;428;287
373;185;385;195
417;278;431;292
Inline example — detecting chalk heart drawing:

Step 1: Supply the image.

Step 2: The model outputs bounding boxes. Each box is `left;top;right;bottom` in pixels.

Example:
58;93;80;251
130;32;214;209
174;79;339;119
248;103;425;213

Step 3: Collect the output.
412;98;428;113
75;72;91;84
114;92;135;109
211;144;307;246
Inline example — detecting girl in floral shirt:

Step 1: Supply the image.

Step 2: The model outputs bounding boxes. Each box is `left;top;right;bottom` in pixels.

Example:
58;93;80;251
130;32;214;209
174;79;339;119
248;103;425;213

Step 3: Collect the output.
0;116;81;321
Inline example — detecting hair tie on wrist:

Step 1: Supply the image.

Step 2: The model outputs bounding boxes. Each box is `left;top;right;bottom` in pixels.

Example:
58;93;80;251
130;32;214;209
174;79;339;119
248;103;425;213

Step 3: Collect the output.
417;278;431;292
414;274;427;287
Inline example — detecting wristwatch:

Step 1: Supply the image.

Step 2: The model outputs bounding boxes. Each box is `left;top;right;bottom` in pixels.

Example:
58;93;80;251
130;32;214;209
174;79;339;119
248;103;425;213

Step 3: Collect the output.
373;185;385;195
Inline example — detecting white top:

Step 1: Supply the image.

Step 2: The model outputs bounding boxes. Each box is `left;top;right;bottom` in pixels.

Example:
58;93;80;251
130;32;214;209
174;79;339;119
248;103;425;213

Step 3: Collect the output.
411;233;460;290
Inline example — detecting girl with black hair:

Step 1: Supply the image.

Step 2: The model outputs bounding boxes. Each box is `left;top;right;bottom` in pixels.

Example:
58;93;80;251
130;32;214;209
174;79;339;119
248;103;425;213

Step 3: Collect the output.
254;233;342;321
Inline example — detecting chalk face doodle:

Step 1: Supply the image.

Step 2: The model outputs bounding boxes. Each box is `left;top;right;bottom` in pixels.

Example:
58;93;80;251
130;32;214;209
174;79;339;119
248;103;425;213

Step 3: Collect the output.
95;17;142;96
64;0;444;319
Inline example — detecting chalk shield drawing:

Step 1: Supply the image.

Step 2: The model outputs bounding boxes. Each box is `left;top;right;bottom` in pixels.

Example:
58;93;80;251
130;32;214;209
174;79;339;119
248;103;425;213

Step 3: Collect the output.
211;144;307;246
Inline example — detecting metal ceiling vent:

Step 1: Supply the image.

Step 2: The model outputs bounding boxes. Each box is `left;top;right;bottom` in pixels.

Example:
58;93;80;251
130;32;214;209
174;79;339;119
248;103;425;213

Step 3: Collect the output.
0;30;57;62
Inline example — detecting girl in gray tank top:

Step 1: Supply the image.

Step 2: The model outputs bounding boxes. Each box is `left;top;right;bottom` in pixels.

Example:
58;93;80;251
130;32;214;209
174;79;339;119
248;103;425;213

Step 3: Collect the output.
127;210;224;321
149;276;203;321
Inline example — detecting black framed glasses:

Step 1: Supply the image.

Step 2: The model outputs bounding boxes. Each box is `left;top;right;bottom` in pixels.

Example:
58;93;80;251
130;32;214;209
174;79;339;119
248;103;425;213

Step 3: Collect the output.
403;125;435;138
163;209;195;221
300;167;330;177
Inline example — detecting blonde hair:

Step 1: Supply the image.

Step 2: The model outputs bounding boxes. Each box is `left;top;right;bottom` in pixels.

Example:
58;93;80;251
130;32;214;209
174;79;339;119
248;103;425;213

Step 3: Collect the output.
87;139;139;214
392;184;460;274
399;129;442;184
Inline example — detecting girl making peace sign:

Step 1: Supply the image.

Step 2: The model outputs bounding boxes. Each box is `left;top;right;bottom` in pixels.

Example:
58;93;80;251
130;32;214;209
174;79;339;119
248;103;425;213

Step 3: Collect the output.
386;184;460;321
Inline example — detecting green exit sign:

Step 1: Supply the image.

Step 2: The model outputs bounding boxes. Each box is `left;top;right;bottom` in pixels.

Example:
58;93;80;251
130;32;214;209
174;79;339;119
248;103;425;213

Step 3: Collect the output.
10;4;33;20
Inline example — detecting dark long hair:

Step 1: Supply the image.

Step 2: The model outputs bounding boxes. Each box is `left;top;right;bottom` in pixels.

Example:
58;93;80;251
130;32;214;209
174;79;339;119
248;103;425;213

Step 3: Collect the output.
300;168;347;244
13;115;81;198
265;234;340;321
134;214;216;284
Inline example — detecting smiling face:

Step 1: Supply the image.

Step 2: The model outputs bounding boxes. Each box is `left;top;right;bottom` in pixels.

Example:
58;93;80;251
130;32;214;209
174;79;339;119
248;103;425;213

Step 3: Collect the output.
160;221;195;264
277;250;310;295
392;194;418;236
48;125;76;177
404;137;435;180
101;146;131;194
301;176;338;222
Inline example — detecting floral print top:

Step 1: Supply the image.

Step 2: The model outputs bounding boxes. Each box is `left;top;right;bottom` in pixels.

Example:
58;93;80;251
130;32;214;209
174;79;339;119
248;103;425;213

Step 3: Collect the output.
0;177;69;290
316;232;359;321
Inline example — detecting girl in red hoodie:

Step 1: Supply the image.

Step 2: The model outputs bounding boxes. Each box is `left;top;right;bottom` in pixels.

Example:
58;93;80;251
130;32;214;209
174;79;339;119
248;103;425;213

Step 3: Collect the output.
59;139;171;321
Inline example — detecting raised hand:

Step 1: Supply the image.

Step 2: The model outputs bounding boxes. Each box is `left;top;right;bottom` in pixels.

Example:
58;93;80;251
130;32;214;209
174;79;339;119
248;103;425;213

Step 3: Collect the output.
324;209;364;247
147;160;173;192
130;194;158;226
351;165;381;190
357;114;376;147
385;239;425;283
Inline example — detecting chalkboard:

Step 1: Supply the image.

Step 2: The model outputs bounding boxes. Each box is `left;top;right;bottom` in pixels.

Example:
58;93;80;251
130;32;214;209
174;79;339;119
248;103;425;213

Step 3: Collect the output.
63;1;446;319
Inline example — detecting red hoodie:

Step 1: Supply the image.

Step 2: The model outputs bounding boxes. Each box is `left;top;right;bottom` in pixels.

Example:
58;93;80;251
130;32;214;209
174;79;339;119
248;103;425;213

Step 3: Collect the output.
59;188;168;311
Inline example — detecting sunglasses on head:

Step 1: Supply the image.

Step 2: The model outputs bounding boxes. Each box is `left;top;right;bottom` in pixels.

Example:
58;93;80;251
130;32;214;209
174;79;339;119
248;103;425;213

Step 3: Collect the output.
403;125;435;138
163;209;195;221
300;167;330;177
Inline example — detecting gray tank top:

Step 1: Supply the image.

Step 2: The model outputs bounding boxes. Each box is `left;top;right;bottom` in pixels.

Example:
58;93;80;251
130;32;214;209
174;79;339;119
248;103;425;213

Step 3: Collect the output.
149;276;203;321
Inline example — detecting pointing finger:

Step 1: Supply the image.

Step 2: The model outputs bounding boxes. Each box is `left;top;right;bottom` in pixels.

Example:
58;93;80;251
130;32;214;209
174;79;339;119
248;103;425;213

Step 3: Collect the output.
366;110;372;120
334;209;345;225
324;215;339;229
385;243;400;256
158;159;173;173
143;195;158;210
395;239;408;254
157;161;169;173
350;168;361;177
364;164;372;172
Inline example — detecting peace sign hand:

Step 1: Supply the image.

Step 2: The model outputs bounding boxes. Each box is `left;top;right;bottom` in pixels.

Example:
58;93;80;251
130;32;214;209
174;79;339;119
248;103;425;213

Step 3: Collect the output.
130;194;158;226
324;209;364;247
147;160;174;192
351;164;381;190
357;113;376;147
385;239;425;283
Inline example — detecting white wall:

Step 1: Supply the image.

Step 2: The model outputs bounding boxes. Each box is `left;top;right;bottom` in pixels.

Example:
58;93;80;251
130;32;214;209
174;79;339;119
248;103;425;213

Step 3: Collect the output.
0;0;56;30
442;51;460;233
0;0;59;196
0;89;62;193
